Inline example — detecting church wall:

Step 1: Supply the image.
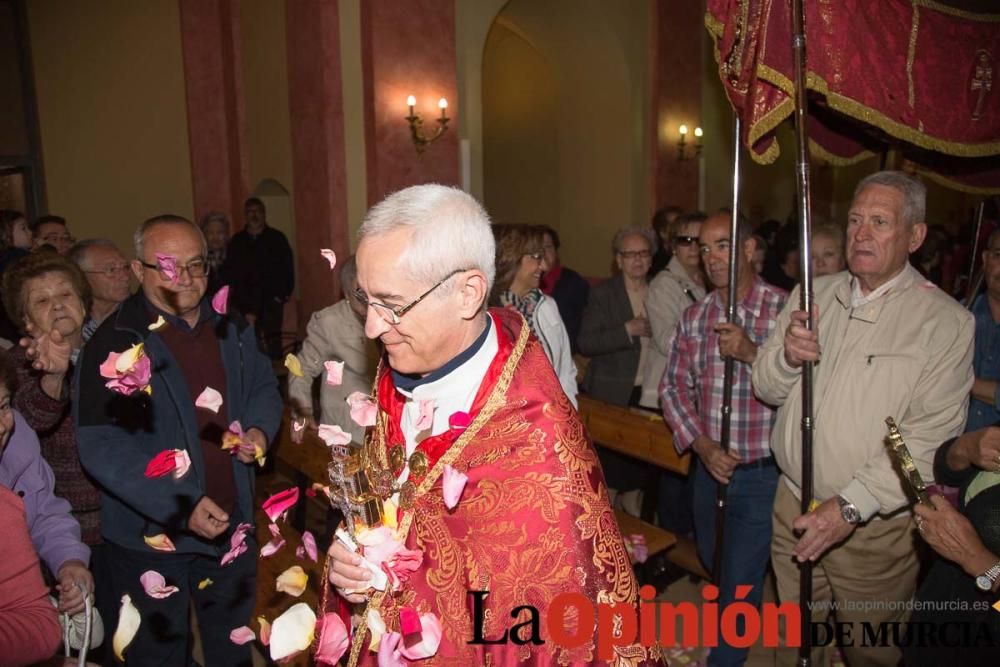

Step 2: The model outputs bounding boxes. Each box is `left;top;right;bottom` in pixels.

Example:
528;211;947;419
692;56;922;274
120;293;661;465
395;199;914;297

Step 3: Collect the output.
27;0;194;255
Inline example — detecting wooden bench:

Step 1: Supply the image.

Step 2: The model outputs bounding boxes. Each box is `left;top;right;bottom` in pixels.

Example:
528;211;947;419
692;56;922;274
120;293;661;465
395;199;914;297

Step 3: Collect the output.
577;395;709;581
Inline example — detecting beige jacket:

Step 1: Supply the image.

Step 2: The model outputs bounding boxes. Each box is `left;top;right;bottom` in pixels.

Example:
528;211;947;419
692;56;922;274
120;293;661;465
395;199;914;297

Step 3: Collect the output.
288;299;378;443
752;265;974;520
641;257;706;408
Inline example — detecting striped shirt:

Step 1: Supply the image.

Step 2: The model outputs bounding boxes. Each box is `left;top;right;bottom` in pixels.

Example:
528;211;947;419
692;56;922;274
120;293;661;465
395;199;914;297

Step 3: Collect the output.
660;277;787;462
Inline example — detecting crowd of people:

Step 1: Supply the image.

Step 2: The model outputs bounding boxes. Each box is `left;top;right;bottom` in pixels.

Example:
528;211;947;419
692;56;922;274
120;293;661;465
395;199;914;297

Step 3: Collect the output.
0;173;997;666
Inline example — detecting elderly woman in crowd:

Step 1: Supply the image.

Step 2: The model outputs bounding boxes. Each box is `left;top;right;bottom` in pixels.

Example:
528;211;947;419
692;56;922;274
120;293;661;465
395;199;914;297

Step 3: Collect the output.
905;425;1000;665
810;222;846;277
490;224;577;406
0;252;111;633
578;226;656;513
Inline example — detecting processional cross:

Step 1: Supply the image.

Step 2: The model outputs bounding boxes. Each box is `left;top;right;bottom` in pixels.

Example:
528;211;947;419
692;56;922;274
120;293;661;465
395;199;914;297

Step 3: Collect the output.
971;51;992;120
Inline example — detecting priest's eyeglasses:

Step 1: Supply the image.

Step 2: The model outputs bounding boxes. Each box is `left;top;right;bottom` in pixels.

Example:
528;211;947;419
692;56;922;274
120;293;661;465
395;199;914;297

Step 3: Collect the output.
354;267;468;325
138;257;210;280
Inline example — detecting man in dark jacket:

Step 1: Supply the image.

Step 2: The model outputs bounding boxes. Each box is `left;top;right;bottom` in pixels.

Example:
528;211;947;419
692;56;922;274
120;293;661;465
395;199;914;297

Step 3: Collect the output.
226;197;295;358
539;225;589;353
74;215;282;666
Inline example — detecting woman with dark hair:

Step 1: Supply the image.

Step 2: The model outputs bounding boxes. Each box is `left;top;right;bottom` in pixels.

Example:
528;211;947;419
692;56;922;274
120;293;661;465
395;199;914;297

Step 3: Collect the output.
491;224;578;406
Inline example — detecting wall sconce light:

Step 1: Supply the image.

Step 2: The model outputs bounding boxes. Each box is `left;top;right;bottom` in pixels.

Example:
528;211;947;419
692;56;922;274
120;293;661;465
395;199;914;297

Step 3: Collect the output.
677;124;703;161
406;95;450;154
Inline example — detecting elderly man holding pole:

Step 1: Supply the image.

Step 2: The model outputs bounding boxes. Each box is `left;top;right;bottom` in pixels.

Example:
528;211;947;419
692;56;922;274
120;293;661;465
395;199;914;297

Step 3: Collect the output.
753;171;974;667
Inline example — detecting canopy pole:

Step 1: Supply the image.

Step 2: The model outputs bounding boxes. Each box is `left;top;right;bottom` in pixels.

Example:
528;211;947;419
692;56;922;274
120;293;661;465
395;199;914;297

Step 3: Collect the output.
713;115;742;585
963;201;987;308
790;0;815;665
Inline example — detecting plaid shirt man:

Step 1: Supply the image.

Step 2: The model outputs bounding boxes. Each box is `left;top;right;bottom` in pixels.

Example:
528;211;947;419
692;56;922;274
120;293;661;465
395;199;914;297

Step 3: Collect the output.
660;276;787;462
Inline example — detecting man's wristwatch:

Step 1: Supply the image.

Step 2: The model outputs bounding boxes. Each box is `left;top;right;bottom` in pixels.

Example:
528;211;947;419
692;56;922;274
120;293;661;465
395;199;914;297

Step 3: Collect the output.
975;561;1000;592
836;495;862;525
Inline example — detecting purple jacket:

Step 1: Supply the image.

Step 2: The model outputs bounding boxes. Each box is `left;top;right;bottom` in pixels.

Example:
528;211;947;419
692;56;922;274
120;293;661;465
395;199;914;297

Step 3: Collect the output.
0;410;90;574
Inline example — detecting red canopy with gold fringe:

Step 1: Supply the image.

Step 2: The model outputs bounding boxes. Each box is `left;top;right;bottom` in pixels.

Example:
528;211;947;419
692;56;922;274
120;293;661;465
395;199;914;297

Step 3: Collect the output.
706;0;1000;194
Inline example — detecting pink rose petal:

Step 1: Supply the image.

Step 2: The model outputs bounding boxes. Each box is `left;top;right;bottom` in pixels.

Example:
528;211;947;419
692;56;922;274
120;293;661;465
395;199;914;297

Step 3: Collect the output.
377;632;406;667
173;450;191;479
100;345;153;396
261;523;286;558
295;545;305;559
324;360;344;386
155;253;178;283
320;249;337;270
629;534;648;564
314;613;349;666
414;400;435;432
399;612;443;660
221;522;252;566
449;411;471;431
346;392;377;428
302;530;318;562
195;386;223;414
357;526;403;566
229;626;255;645
139;570;179;599
383;547;423;589
398;607;421;637
442;464;468;510
262;487;300;523
211;285;230;315
317;423;351;447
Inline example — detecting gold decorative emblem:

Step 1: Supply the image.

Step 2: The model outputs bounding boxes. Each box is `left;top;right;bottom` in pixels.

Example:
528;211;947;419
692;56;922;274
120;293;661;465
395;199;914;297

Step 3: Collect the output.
408;451;428;479
388;445;405;474
399;480;416;509
884;417;932;506
971;49;993;121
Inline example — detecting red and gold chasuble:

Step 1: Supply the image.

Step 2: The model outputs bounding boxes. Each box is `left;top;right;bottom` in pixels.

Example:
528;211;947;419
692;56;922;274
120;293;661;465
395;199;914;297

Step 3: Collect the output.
325;308;660;666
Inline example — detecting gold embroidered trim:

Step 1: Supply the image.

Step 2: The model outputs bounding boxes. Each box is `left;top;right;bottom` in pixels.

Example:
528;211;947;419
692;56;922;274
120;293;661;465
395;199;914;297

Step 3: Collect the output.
345;316;532;667
808;138;878;167
914;0;1000;22
907;5;920;109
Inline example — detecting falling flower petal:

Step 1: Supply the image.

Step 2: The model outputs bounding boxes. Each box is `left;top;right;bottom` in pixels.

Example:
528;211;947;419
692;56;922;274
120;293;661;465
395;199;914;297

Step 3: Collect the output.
195;386;223;413
198;578;213;590
211;285;230;314
399;607;421;637
173;450;191;479
295;545;305;559
221;522;252;566
284;353;303;377
302;530;318;562
368;609;387;651
378;632;406;667
143;533;176;552
221;421;246;452
269;603;315;662
140;570;179;599
357;526;403;566
230;626;255;645
113;593;140;661
442;464;468;510
449;411;471;431
262;487;299;523
276;565;309;597
99;343;153;396
414;400;435;432
292;419;305;433
155;253;178;283
629;534;649;564
315;613;349;666
324;360;344;386
320;248;337;269
399;612;443;660
317;423;351;447
148;315;166;331
144;450;179;478
346;391;377;428
258;616;271;646
383;547;423;590
261;523;286;558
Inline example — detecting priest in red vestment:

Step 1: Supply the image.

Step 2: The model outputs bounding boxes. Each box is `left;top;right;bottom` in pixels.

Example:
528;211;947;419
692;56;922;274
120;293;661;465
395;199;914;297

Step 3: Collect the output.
323;184;660;666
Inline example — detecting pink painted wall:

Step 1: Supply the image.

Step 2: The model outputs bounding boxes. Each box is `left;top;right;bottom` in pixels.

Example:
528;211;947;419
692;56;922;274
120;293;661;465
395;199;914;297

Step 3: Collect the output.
361;0;460;206
285;0;350;323
650;0;701;212
178;0;249;223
